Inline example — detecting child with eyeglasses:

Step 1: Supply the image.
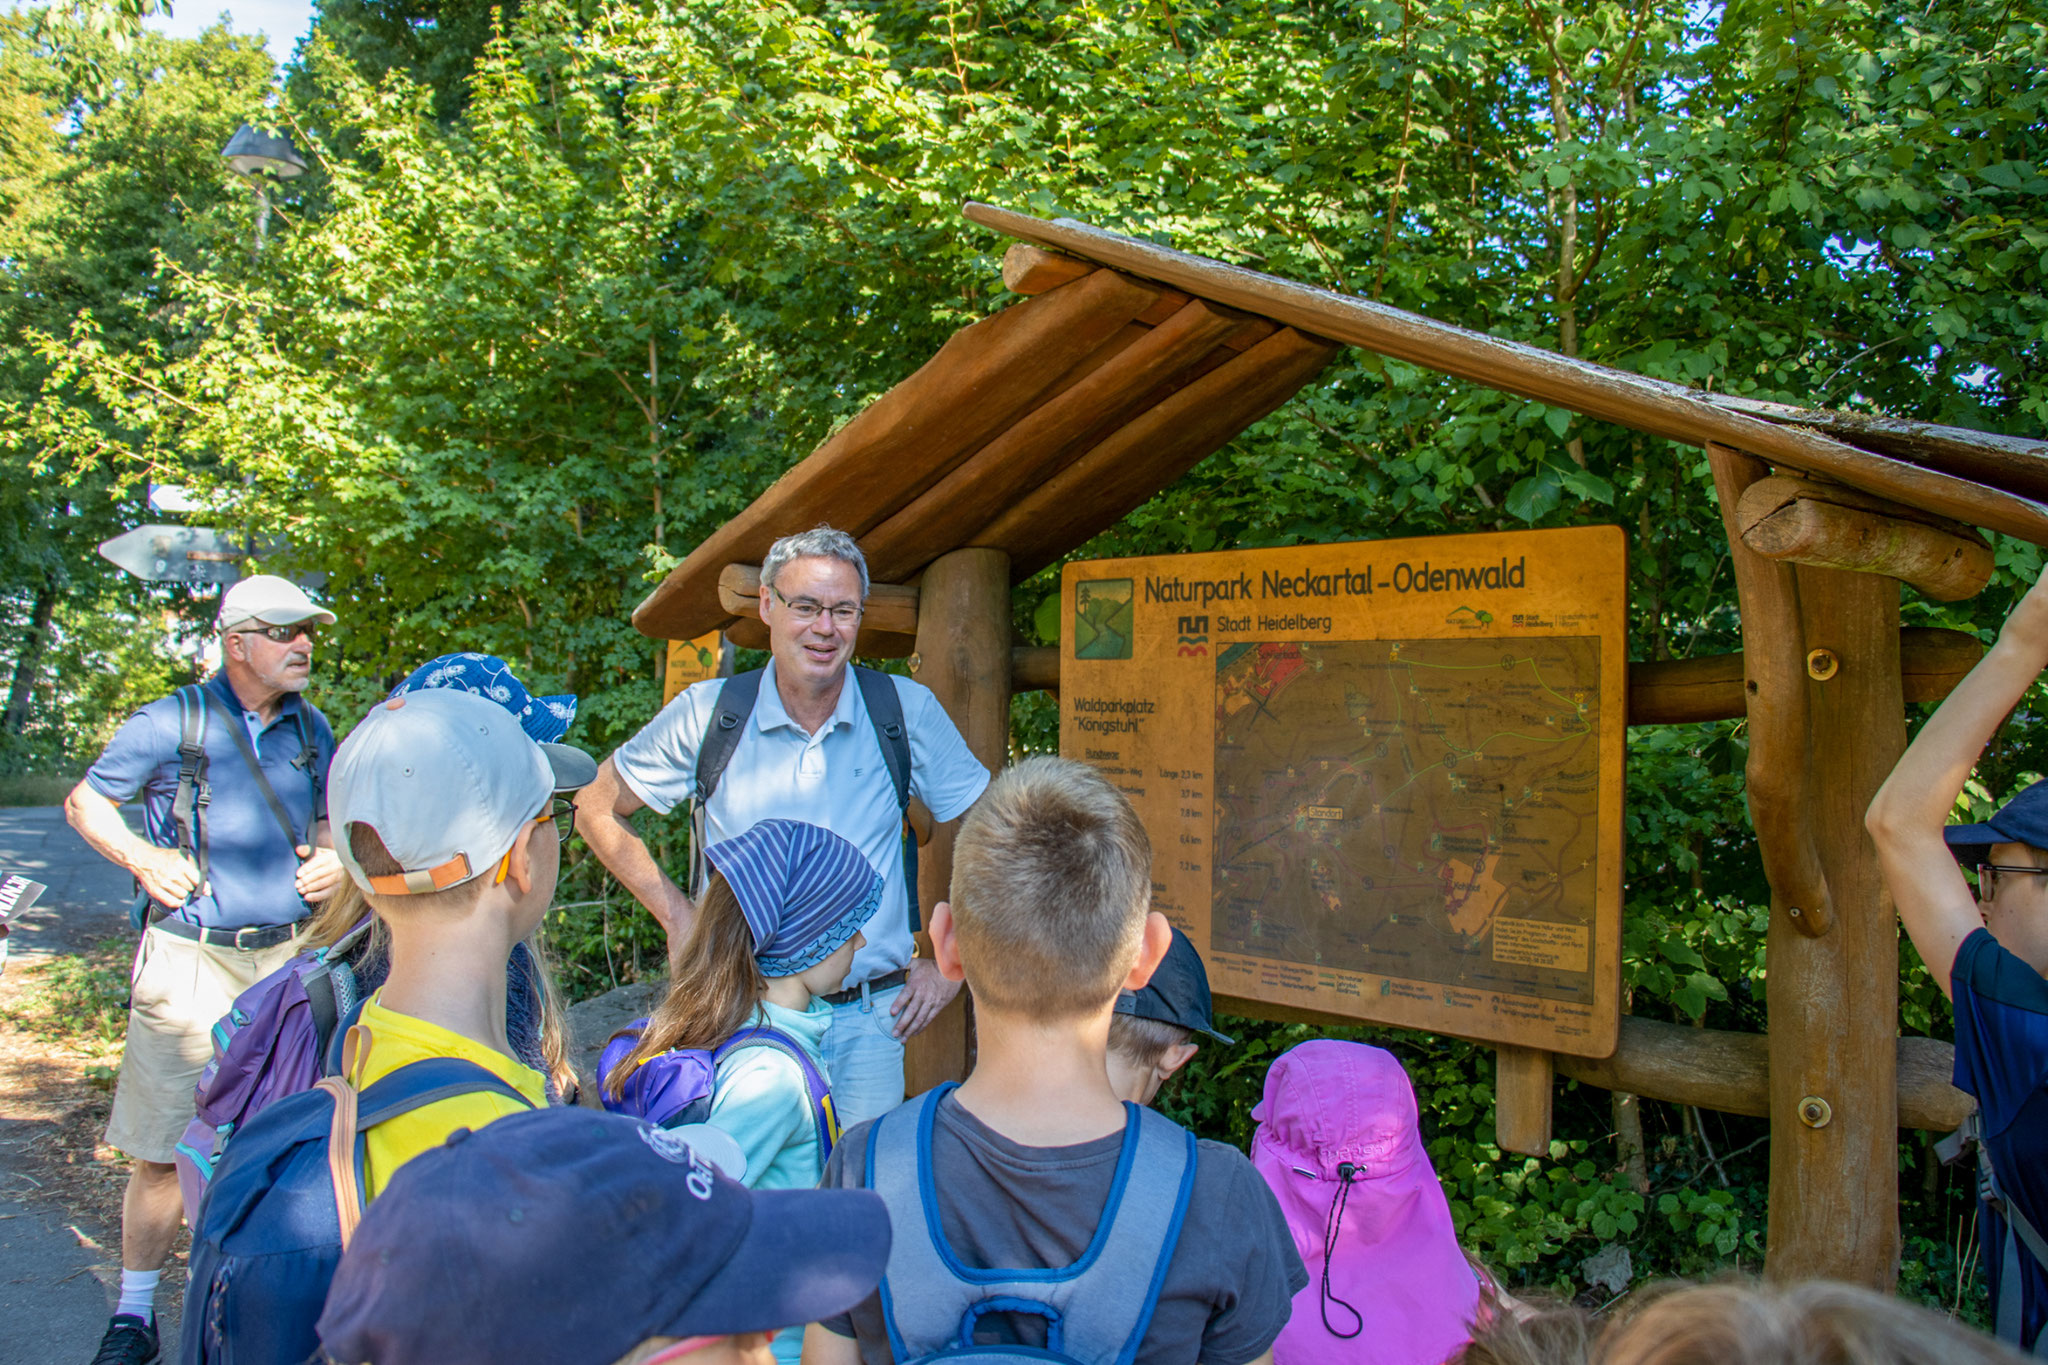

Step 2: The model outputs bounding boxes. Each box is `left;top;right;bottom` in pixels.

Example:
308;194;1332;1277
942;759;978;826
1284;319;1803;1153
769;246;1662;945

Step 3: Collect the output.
1868;569;2048;1354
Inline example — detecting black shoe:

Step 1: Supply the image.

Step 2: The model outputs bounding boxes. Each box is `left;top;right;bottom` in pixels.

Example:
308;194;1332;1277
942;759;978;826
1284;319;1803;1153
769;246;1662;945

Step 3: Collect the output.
89;1314;160;1365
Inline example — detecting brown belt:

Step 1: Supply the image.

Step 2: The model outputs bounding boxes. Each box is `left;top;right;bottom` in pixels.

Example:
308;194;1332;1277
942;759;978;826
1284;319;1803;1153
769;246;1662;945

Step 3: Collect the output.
818;967;908;1007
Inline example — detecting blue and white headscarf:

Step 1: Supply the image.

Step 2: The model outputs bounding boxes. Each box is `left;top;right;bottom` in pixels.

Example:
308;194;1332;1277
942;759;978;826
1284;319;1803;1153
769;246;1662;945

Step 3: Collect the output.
390;653;578;743
704;820;884;978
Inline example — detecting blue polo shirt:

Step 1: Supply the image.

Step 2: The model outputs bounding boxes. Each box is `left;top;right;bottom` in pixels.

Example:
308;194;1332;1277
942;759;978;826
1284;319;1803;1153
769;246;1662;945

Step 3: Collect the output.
1952;927;2048;1351
85;673;336;930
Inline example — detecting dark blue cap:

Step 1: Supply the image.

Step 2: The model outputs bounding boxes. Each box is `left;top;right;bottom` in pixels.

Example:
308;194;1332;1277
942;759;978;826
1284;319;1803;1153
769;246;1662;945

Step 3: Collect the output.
317;1107;891;1365
1943;777;2048;868
1116;925;1234;1045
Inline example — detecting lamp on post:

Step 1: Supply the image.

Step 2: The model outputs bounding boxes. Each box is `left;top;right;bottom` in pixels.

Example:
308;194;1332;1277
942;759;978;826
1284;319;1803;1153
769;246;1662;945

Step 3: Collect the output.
220;125;306;254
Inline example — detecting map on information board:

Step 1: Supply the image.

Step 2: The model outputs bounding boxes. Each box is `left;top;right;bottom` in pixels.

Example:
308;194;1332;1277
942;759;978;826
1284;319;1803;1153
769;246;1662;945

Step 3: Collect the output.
1059;528;1624;1057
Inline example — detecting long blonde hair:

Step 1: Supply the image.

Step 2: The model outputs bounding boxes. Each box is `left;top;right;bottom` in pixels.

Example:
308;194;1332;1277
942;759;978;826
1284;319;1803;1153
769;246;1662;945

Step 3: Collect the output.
602;873;764;1100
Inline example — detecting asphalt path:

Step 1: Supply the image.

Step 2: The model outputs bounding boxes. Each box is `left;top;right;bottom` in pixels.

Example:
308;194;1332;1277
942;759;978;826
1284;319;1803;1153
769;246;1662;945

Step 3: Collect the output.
0;805;173;1362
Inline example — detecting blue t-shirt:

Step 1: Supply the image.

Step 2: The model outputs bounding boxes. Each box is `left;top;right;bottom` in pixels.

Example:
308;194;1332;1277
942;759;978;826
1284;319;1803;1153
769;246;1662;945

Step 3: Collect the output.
1952;927;2048;1350
85;673;336;929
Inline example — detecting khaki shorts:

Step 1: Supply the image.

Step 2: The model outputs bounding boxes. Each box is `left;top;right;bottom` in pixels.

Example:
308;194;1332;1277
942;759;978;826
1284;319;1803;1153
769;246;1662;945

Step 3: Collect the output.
104;922;307;1164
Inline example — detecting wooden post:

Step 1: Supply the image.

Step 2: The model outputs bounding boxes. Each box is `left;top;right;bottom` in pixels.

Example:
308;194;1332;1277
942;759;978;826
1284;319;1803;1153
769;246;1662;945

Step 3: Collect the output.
902;548;1013;1096
1766;560;1903;1286
1494;1045;1554;1156
1708;443;1903;1288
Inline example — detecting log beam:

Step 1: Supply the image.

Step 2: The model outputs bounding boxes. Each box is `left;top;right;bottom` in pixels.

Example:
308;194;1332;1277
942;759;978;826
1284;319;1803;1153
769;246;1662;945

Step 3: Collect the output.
1736;476;1994;602
1002;244;1096;296
1012;645;1059;692
717;564;921;635
1549;1017;1970;1133
1214;996;1969;1133
902;549;1013;1095
1624;628;1980;724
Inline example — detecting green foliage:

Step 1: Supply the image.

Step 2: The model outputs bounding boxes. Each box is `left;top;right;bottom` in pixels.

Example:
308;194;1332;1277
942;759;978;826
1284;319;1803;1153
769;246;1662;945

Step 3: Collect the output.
4;0;2044;1311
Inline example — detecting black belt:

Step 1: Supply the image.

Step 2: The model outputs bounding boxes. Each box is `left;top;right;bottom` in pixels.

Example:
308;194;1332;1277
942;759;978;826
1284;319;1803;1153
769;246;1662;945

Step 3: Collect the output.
149;911;306;952
819;967;908;1007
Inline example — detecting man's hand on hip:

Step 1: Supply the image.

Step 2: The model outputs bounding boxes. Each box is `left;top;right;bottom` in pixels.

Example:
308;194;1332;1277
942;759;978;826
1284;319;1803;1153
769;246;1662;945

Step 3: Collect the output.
131;845;203;908
294;845;346;903
890;957;963;1039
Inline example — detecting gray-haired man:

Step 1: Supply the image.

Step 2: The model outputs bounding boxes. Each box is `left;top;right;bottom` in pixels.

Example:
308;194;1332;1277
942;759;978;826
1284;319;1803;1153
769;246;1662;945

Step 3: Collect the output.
576;528;990;1126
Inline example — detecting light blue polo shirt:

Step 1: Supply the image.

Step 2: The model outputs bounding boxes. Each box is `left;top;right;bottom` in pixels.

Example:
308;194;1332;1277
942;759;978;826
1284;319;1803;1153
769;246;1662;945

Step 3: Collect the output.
611;661;989;985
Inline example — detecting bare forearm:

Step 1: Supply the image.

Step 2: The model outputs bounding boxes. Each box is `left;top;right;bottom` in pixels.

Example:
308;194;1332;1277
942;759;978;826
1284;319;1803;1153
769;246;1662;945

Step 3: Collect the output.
65;783;151;875
583;815;691;930
1870;632;2048;837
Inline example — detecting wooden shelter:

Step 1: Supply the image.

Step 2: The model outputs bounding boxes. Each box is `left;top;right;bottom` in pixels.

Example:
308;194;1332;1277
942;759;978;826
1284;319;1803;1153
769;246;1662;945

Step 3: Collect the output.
636;203;2048;1287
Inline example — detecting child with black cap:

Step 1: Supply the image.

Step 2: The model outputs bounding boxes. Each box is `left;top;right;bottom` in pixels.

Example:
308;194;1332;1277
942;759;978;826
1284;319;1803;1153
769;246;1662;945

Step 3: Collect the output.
1868;569;2048;1354
316;1107;893;1365
1108;924;1235;1106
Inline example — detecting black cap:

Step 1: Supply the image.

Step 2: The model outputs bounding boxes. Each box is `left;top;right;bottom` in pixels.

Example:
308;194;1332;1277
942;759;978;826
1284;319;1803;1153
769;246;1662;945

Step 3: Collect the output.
1116;925;1234;1045
1943;778;2048;868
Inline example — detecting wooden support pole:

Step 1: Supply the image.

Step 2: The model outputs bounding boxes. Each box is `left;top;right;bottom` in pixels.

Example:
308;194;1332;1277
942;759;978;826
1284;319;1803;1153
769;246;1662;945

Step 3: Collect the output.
1762;560;1903;1287
902;549;1013;1096
1709;446;1833;938
1735;475;1994;602
1494;1045;1555;1156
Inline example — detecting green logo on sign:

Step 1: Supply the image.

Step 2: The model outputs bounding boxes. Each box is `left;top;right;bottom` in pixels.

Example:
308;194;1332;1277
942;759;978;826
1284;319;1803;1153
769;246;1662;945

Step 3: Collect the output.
1074;578;1134;660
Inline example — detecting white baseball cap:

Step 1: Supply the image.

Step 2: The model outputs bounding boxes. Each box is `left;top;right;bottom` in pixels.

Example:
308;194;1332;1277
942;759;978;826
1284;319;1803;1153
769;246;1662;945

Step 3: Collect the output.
330;689;596;897
218;574;338;632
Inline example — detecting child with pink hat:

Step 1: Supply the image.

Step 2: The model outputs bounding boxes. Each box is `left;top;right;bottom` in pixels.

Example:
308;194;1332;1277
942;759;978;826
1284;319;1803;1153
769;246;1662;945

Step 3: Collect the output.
1251;1040;1493;1365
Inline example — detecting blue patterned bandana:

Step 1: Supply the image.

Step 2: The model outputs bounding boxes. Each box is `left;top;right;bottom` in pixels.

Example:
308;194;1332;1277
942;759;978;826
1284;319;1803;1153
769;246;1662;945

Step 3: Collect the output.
704;820;884;977
391;653;578;743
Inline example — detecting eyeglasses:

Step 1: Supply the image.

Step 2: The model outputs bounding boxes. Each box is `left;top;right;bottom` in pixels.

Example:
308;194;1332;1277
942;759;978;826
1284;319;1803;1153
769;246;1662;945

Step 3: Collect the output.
770;585;862;627
543;796;575;840
235;622;318;644
1976;863;2048;897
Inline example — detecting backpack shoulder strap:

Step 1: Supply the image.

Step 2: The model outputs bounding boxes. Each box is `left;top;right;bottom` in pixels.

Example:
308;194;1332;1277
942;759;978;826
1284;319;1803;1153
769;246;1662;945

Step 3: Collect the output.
169;685;211;886
871;1090;1195;1365
716;1025;839;1157
853;667;920;933
693;669;765;806
1973;1124;2048;1351
869;1085;953;1365
688;669;765;896
196;685;307;850
353;1055;537;1127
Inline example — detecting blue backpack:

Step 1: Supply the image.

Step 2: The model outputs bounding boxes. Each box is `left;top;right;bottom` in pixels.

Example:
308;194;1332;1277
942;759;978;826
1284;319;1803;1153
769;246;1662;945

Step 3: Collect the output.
597;1019;839;1157
182;1056;535;1365
865;1083;1196;1365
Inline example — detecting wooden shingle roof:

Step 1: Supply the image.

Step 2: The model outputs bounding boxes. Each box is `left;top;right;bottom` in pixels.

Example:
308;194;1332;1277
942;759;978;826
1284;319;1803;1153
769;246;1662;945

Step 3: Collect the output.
634;204;2048;645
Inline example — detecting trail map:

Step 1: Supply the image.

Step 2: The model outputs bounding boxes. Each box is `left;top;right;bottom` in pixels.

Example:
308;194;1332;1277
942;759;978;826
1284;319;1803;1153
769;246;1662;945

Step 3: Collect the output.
1211;638;1601;1003
1058;527;1624;1057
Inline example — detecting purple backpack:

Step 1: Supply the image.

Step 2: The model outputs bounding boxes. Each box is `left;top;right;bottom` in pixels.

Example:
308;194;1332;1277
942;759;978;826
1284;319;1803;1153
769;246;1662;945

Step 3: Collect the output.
173;918;371;1225
597;1019;839;1157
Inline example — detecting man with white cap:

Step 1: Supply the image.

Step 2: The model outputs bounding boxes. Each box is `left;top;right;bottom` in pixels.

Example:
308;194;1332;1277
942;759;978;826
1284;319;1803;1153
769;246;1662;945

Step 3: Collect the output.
65;573;342;1365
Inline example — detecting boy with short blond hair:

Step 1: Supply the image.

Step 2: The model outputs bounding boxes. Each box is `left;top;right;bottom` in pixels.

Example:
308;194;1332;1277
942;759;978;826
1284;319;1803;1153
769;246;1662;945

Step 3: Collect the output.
807;757;1304;1365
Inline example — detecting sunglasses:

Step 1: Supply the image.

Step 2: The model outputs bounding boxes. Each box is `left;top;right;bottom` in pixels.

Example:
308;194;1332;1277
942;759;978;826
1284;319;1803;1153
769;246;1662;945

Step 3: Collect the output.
236;622;318;644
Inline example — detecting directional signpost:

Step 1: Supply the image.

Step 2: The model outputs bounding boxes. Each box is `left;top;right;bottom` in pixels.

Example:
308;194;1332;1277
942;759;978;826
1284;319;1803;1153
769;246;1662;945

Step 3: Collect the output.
98;525;249;585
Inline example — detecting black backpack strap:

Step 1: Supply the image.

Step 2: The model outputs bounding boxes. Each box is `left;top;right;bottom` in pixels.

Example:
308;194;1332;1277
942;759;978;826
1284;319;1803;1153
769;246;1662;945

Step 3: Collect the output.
169;685;211;887
688;669;764;896
197;687;307;850
853;667;919;933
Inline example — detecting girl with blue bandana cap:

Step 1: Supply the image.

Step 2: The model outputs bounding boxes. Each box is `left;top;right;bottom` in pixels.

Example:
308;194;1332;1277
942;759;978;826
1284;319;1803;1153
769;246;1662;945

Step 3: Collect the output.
607;819;883;1360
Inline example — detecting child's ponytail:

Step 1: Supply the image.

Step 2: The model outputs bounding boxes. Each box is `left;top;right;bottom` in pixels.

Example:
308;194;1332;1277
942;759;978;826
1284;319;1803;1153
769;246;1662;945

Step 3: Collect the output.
603;872;765;1100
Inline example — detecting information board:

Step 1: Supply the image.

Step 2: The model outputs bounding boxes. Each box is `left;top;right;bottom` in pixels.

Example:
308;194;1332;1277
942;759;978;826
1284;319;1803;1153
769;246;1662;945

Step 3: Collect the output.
1059;527;1625;1057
